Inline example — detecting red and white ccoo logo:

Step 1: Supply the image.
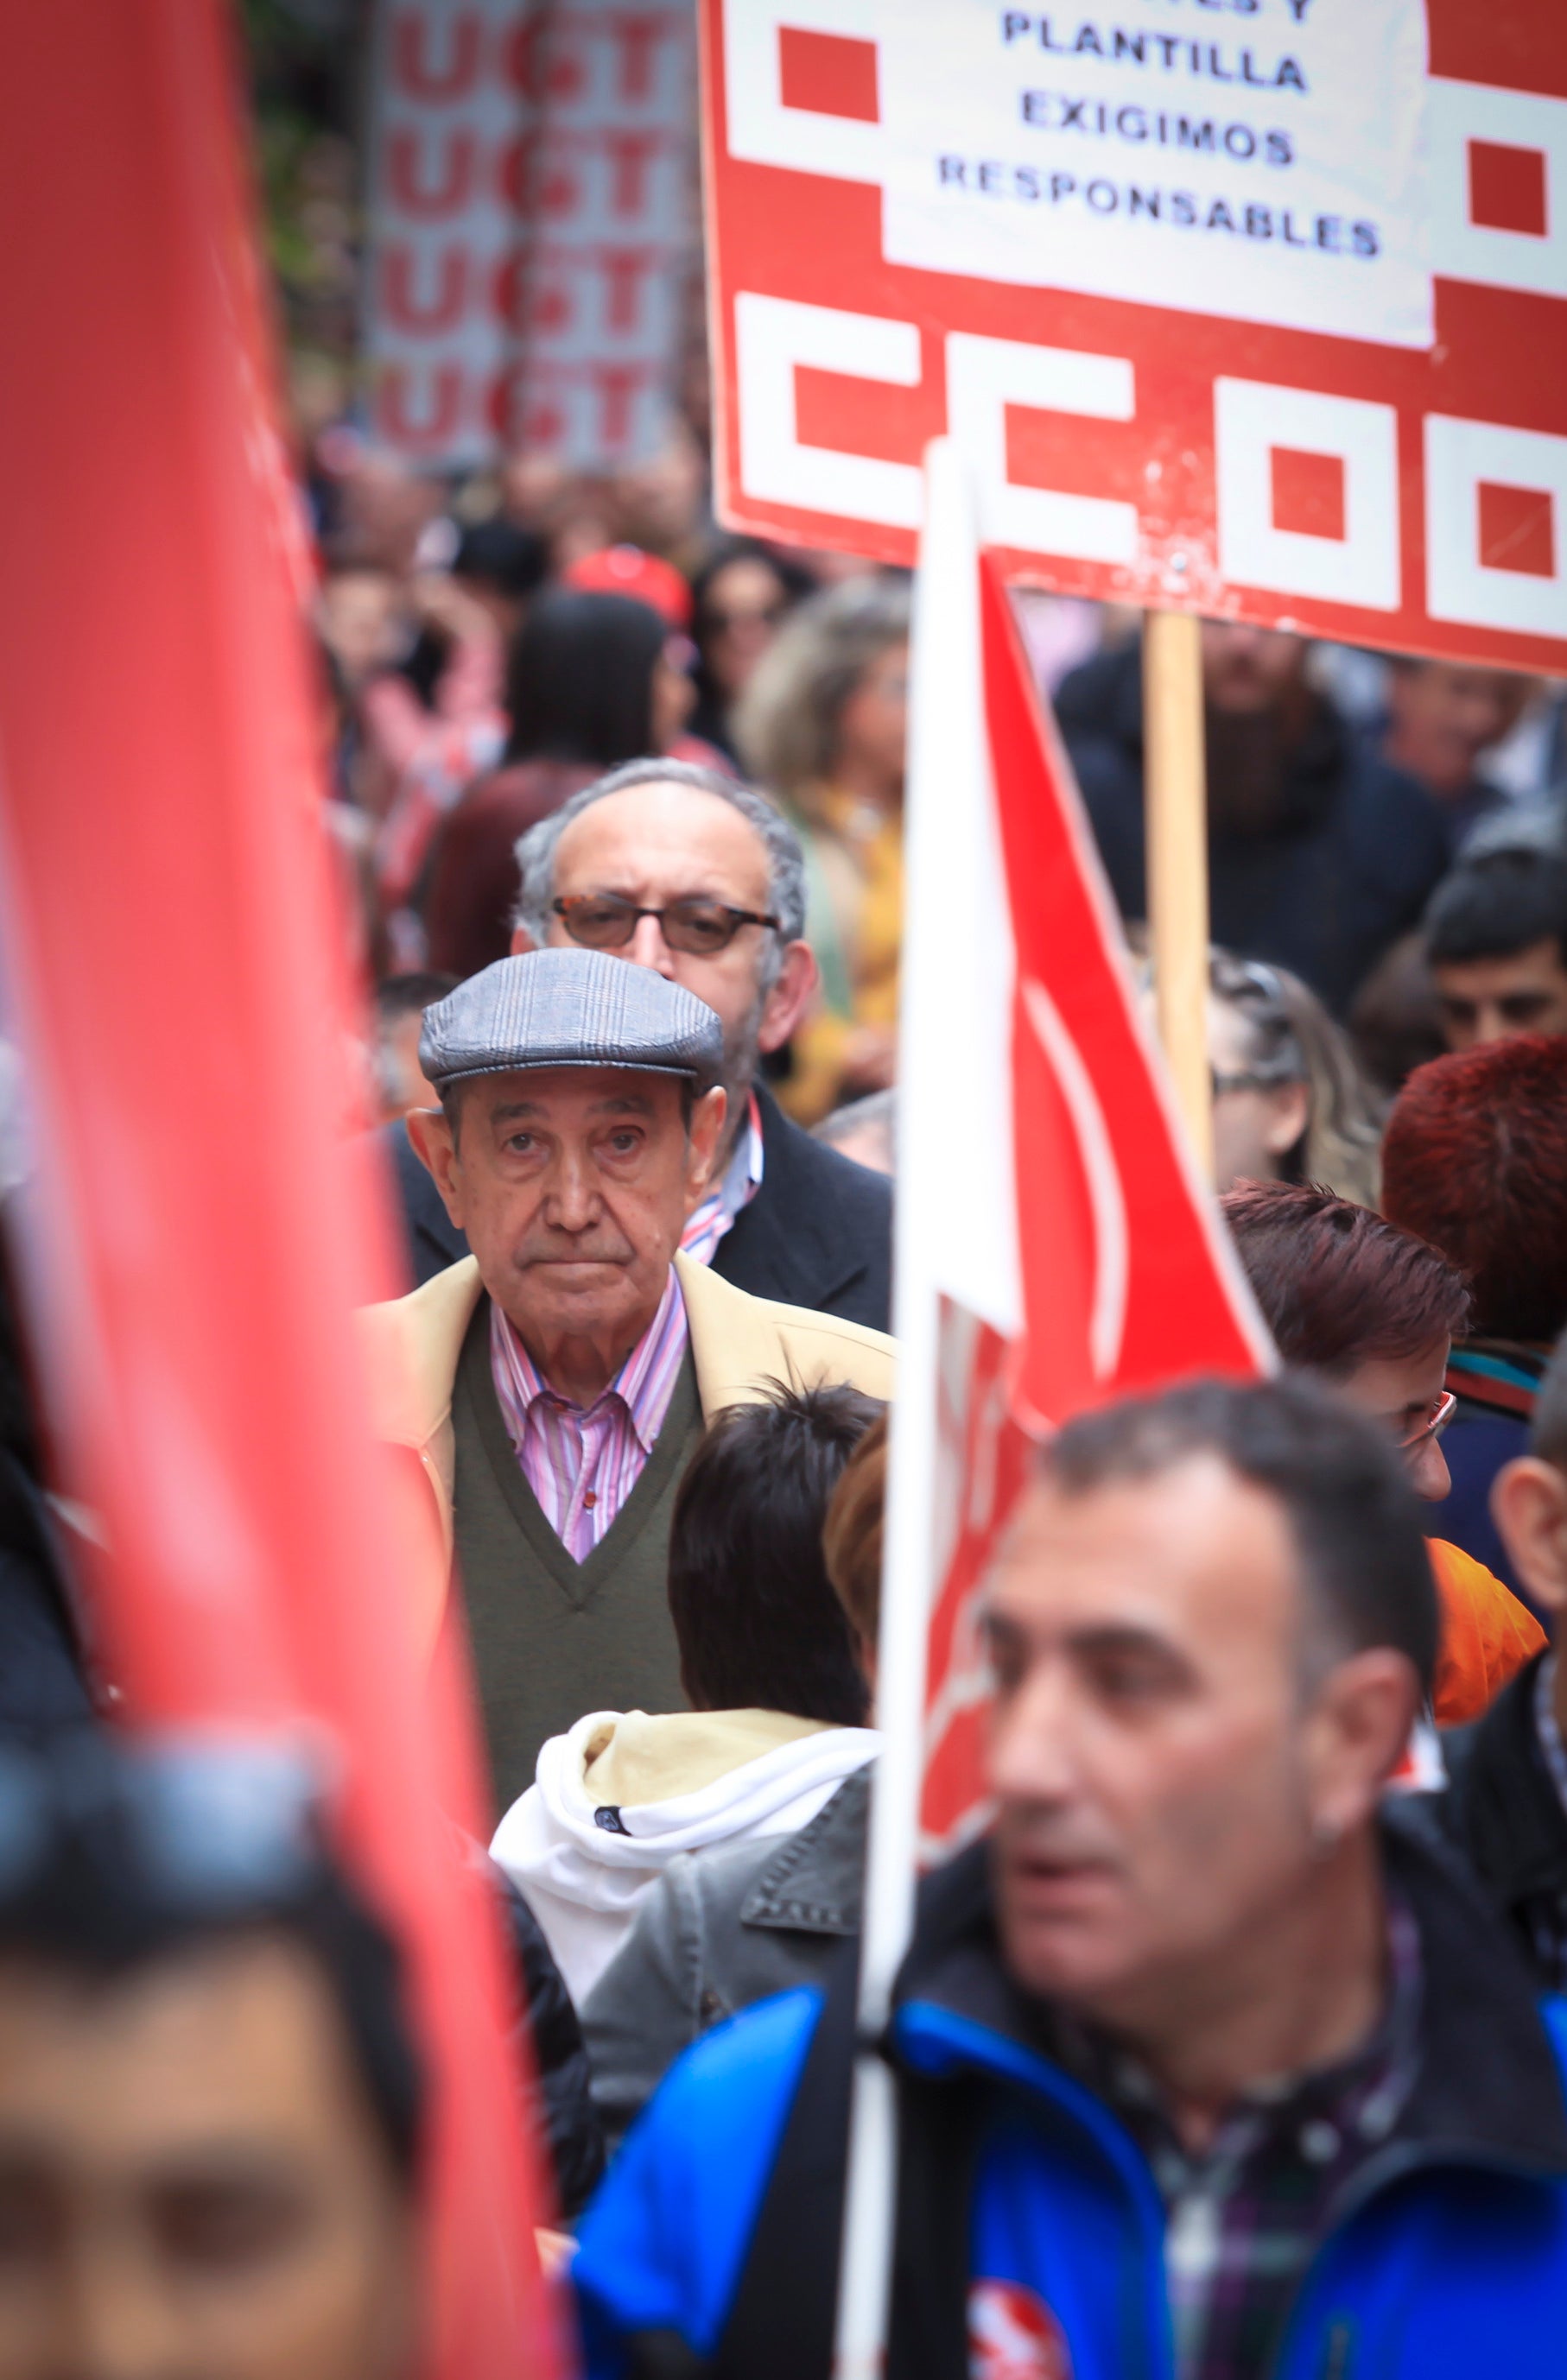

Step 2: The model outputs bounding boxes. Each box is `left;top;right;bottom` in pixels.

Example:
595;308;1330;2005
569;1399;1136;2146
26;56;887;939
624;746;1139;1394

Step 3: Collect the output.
968;2278;1074;2380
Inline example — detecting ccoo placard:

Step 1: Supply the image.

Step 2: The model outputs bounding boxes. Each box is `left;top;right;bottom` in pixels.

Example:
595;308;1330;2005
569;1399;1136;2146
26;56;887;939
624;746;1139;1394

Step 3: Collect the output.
700;0;1567;668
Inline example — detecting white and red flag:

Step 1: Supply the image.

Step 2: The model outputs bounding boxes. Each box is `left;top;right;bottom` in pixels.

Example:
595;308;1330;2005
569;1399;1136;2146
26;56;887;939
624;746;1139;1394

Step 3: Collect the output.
835;442;1271;2375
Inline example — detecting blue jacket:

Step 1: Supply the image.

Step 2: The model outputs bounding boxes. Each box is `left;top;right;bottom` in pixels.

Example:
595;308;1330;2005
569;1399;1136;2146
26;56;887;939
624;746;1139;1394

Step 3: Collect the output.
574;1819;1567;2378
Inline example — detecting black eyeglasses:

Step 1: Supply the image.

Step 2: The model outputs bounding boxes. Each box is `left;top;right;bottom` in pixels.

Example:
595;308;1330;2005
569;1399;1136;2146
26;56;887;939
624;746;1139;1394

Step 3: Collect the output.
554;893;780;956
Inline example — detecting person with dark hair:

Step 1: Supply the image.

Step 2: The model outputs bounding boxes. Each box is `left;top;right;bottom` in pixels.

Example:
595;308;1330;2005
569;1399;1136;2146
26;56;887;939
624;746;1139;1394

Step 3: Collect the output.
0;1234;91;1731
1435;1330;1567;1991
490;1385;882;2005
371;971;458;1122
1056;621;1450;1015
688;538;814;763
581;1410;889;2143
1222;1179;1544;1721
1381;1035;1567;1598
0;1734;424;2380
416;589;694;979
450;516;549;635
1380;656;1532;848
1424;843;1567;1052
575;1375;1567;2380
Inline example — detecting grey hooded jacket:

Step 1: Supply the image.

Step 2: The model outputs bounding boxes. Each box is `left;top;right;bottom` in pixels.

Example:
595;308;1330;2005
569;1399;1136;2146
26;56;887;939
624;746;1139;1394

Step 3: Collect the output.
580;1766;870;2150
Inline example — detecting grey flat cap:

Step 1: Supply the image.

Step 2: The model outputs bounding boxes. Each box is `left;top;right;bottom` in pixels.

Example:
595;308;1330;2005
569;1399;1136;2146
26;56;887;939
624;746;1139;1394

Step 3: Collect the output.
418;948;724;1092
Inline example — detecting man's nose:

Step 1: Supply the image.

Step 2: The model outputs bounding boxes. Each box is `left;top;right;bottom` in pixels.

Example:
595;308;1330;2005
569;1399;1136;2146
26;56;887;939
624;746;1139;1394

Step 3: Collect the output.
1408;1435;1451;1504
55;2239;186;2380
543;1145;603;1232
625;911;678;979
986;1662;1081;1807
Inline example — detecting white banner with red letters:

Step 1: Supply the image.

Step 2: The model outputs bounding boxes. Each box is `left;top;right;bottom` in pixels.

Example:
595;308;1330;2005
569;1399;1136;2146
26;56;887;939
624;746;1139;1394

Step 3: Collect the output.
365;0;696;469
701;0;1567;671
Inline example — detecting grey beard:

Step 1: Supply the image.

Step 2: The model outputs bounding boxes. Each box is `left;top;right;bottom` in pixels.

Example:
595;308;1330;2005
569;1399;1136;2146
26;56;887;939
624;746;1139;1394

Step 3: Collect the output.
719;993;765;1163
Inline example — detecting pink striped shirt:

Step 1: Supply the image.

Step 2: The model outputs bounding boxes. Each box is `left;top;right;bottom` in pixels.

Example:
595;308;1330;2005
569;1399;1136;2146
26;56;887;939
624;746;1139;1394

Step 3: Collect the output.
489;1268;689;1560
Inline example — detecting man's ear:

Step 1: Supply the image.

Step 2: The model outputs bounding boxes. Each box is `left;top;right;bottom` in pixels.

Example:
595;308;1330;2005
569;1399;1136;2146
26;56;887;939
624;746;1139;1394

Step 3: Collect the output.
404;1105;466;1228
1301;1647;1421;1841
509;923;538;955
1492;1457;1567;1617
757;941;819;1055
683;1086;727;1212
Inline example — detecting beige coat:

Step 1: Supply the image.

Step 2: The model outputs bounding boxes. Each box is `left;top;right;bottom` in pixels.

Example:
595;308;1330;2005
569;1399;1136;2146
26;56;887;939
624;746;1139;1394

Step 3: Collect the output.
357;1251;896;1655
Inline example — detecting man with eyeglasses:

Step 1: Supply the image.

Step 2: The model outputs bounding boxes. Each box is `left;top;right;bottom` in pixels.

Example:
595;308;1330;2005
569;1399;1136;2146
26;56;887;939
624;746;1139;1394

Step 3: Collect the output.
363;948;895;1807
388;758;895;1332
1221;1181;1545;1730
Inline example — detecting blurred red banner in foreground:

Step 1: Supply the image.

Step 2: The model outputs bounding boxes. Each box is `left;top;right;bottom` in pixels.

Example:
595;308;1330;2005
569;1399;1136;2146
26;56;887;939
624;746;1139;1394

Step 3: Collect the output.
0;9;559;2376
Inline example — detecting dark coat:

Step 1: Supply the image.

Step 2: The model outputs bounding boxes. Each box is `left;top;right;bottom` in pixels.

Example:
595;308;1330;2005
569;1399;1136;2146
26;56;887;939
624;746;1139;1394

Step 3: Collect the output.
384;1082;893;1332
1056;641;1452;1014
0;1450;91;1730
472;1846;604;2219
1437;1650;1567;1987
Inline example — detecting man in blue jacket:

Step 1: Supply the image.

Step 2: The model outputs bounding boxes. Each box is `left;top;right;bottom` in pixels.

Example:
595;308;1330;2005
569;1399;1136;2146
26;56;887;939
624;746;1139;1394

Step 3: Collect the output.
574;1375;1567;2379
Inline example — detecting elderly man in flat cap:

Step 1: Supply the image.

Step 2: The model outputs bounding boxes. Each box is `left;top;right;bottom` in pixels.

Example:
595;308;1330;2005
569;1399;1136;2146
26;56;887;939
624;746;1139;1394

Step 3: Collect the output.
359;948;895;1808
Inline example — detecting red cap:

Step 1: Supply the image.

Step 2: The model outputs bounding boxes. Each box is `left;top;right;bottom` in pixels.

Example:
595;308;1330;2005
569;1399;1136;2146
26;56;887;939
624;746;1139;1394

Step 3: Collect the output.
562;542;693;630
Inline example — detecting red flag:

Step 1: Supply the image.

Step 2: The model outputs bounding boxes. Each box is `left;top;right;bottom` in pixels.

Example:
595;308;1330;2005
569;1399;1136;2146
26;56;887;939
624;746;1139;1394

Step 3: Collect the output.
982;551;1267;1425
914;478;1271;1861
0;11;560;2377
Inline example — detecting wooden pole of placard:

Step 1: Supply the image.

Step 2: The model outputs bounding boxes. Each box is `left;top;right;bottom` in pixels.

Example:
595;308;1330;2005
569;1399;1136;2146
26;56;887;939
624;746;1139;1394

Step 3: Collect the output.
1143;609;1213;1180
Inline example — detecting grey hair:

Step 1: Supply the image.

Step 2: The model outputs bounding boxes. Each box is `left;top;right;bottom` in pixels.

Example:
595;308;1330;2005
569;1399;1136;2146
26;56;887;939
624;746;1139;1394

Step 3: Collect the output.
733;576;911;801
511;757;808;992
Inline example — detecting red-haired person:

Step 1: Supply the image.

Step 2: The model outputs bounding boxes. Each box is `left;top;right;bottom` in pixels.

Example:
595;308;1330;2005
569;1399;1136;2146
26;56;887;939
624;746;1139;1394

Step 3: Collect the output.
1381;1035;1567;1606
1221;1181;1544;1725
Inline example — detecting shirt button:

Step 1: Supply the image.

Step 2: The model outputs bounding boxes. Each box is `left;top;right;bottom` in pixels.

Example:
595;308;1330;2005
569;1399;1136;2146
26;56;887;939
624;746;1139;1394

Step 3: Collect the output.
583;1491;597;1509
1300;2120;1340;2163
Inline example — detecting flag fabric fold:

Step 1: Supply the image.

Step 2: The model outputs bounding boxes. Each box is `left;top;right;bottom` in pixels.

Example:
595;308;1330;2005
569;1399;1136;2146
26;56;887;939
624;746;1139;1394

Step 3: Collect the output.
0;11;561;2377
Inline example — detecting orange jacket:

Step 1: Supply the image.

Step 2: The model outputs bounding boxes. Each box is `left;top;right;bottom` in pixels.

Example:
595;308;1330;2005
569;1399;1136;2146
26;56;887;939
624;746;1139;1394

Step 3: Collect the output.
1430;1537;1545;1726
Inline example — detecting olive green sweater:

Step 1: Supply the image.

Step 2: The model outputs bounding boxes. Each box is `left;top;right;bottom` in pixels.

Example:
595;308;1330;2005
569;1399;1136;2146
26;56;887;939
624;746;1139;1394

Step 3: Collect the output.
451;1301;705;1813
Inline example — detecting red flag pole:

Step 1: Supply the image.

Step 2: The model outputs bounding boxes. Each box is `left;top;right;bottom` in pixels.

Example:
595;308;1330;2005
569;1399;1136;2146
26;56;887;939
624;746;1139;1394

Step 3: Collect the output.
0;9;559;2376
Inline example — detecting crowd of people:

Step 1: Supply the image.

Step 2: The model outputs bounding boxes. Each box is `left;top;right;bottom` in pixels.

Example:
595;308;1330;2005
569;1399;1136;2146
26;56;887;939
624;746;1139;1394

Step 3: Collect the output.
3;416;1567;2379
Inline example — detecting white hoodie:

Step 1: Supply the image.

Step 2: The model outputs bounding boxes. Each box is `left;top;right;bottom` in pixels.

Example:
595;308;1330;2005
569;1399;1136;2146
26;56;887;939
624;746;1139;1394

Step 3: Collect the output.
491;1708;880;2003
